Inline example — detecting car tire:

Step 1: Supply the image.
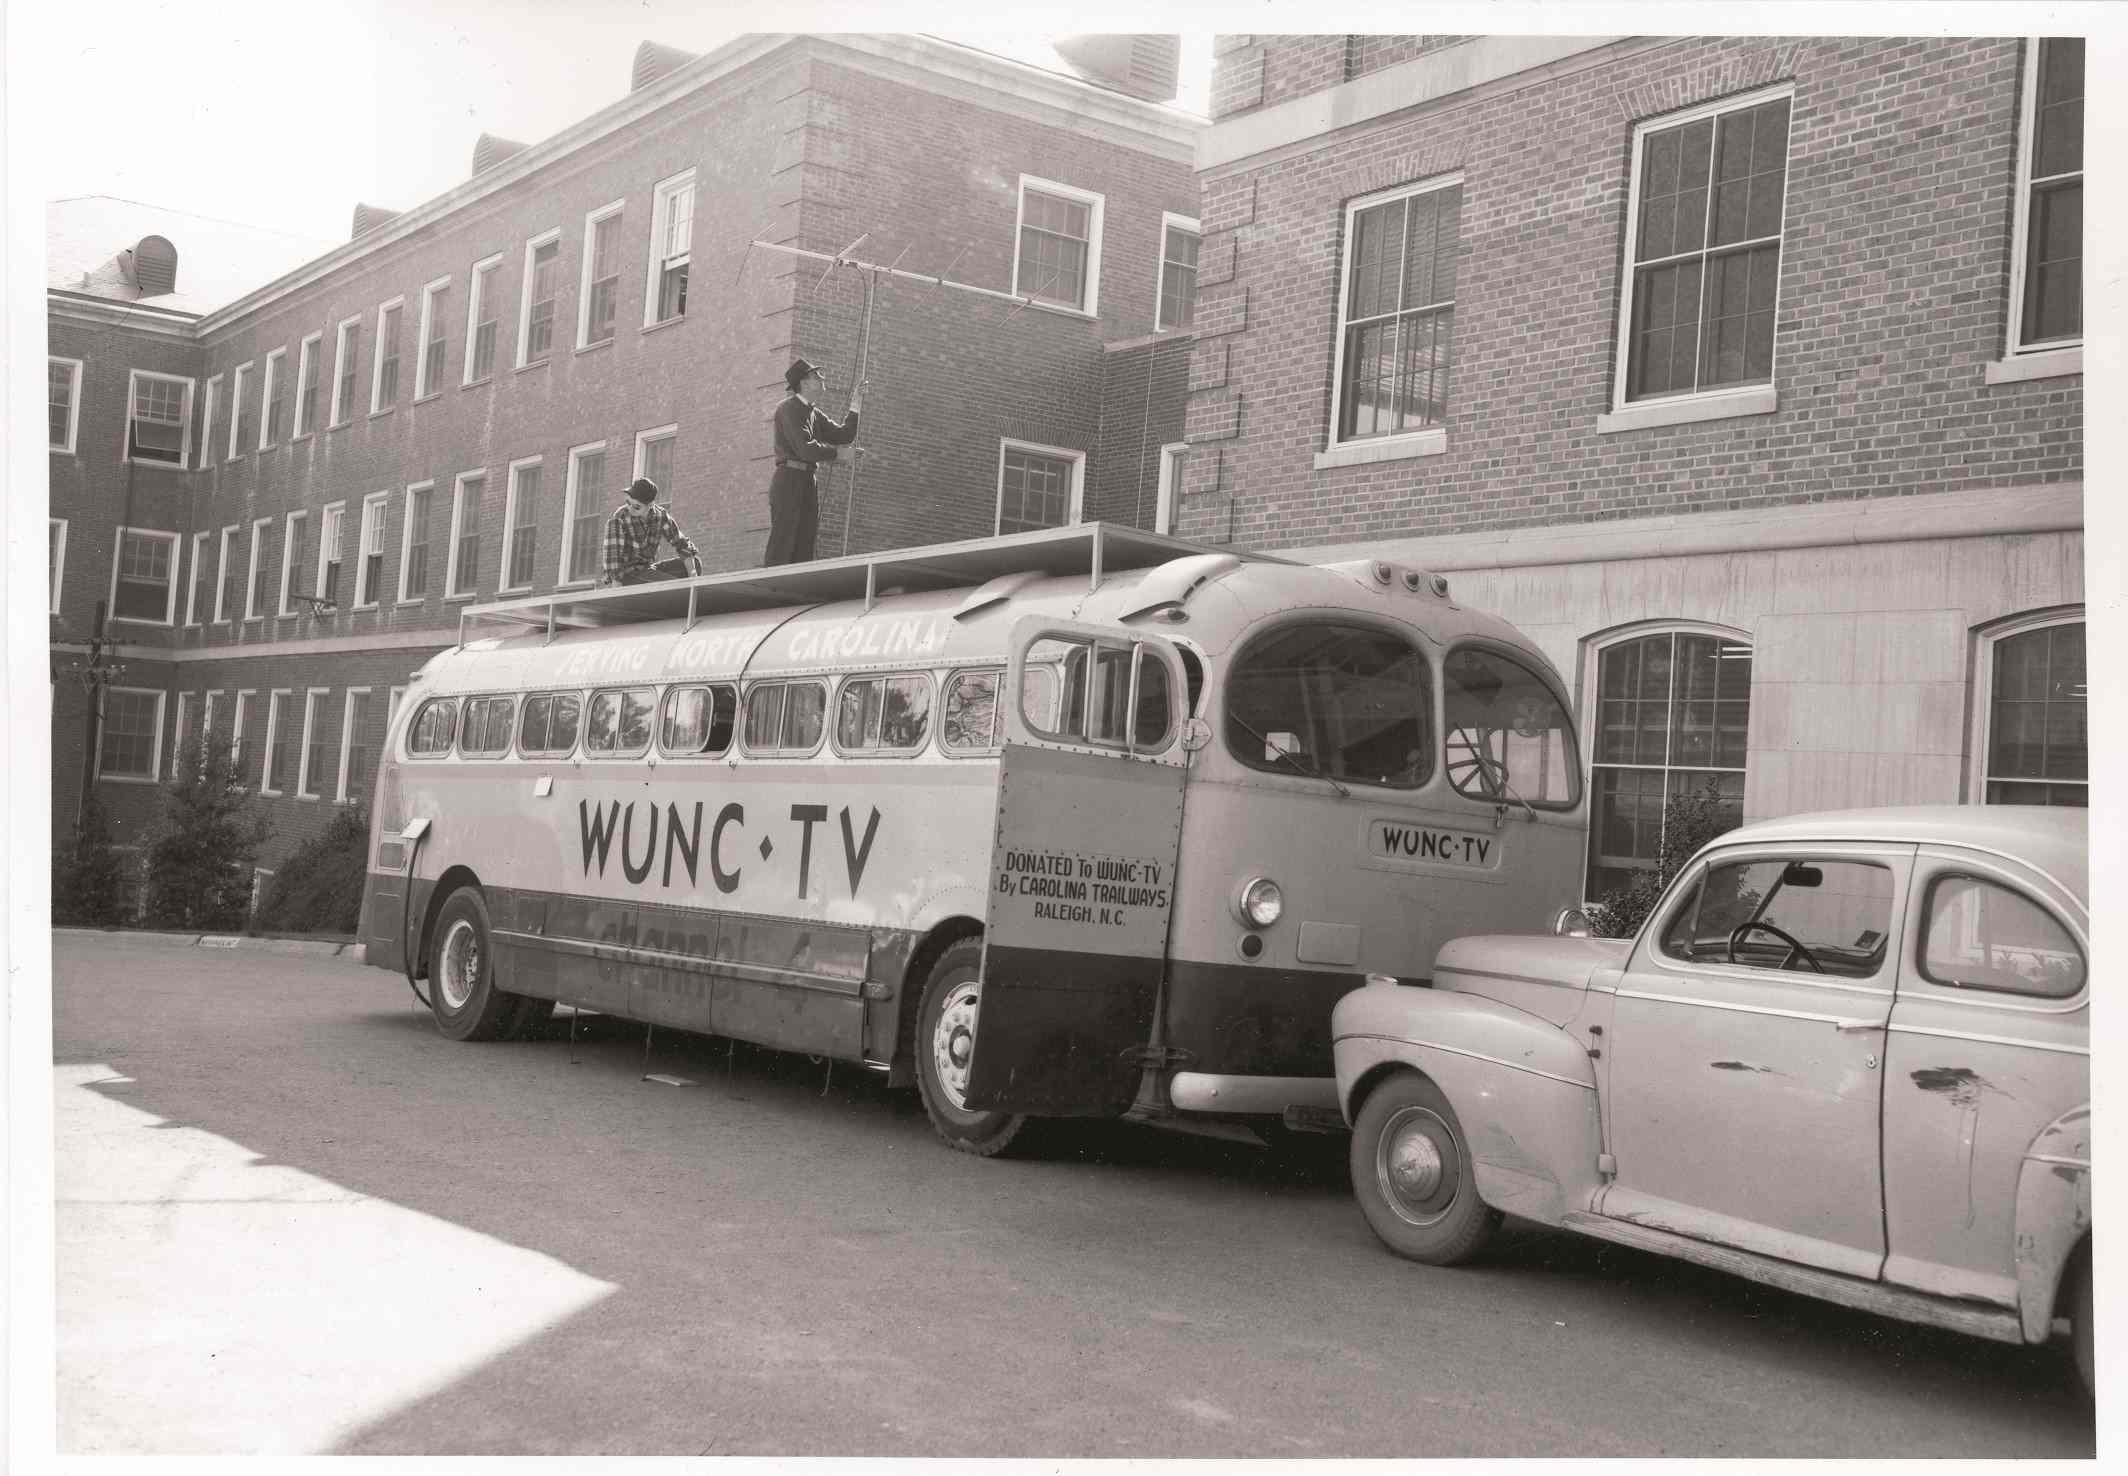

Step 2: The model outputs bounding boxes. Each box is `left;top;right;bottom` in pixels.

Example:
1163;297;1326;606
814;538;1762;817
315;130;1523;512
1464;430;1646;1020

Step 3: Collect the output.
2068;1244;2094;1397
427;887;526;1042
1349;1071;1500;1265
913;937;1028;1157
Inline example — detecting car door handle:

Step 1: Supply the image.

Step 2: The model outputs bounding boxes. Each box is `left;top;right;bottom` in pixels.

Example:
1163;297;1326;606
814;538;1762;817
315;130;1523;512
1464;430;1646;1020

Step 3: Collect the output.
1832;1018;1886;1033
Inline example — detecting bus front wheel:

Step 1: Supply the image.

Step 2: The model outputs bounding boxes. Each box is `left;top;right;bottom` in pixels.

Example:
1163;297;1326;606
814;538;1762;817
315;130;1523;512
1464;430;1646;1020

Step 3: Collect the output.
428;887;529;1042
914;937;1028;1157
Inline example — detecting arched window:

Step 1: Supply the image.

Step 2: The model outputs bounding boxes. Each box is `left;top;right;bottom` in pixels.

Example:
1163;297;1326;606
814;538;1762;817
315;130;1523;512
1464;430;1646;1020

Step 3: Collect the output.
1585;626;1751;900
1975;611;2085;806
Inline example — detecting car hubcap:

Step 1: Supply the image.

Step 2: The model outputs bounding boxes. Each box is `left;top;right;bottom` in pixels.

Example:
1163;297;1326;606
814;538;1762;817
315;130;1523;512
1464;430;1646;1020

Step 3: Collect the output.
1378;1106;1460;1226
931;979;981;1111
439;919;481;1011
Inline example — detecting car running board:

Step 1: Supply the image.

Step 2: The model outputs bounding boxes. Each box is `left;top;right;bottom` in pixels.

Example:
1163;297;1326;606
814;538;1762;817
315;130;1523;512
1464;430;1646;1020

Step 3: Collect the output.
1559;1212;2027;1346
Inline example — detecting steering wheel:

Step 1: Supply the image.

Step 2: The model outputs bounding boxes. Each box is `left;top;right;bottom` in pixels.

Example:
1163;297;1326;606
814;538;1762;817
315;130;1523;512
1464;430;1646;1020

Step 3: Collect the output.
1727;921;1824;973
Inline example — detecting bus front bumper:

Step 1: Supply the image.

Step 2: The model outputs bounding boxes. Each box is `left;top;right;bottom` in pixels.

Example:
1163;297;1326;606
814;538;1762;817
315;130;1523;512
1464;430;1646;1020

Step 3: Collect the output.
1167;1072;1340;1117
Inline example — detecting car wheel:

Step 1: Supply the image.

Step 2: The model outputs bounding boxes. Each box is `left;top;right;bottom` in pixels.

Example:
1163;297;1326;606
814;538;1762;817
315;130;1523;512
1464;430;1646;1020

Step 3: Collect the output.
914;937;1028;1157
428;887;526;1042
1349;1071;1500;1265
2068;1245;2094;1397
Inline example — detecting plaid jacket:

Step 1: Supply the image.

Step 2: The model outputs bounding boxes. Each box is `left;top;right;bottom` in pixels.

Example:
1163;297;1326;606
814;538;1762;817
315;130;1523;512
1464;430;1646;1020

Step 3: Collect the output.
601;499;698;582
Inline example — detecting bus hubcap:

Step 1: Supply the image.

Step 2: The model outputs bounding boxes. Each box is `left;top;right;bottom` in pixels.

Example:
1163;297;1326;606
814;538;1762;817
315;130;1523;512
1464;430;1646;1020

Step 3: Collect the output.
1379;1106;1457;1224
933;980;981;1110
439;919;481;1011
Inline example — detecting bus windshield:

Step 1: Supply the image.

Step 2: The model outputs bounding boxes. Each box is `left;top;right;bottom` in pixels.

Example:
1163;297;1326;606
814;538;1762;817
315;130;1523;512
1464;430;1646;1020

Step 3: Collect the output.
1224;622;1432;788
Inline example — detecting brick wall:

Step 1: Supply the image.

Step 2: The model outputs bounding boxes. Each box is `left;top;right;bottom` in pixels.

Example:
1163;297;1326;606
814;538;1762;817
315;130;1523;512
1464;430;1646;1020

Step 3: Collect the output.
1180;36;2080;551
1088;335;1194;528
1210;35;1478;119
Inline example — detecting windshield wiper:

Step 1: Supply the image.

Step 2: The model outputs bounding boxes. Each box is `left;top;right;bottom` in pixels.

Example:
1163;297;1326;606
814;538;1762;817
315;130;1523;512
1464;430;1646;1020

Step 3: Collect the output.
1224;711;1351;798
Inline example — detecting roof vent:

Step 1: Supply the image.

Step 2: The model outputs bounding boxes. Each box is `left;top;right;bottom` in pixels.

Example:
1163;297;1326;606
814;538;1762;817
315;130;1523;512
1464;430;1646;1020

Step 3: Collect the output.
132;234;177;295
351;203;404;239
471;133;530;175
1053;34;1181;103
632;39;701;92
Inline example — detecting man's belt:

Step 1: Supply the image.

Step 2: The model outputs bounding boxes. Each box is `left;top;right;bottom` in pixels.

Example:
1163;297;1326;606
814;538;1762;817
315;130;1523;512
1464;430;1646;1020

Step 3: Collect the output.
773;459;816;472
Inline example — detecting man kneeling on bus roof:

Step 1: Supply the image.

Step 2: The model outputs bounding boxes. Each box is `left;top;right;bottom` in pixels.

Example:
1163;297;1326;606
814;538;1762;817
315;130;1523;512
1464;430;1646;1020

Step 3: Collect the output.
602;476;702;586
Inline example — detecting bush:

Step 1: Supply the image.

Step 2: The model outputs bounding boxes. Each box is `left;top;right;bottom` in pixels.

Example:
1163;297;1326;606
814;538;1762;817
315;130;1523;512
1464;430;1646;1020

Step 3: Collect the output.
144;739;268;930
1585;778;1740;939
53;796;128;927
254;805;370;935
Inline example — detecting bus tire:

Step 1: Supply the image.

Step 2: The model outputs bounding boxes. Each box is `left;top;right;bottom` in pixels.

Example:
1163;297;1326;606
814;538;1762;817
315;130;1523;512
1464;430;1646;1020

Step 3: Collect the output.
427;887;525;1042
1349;1071;1499;1265
914;937;1028;1157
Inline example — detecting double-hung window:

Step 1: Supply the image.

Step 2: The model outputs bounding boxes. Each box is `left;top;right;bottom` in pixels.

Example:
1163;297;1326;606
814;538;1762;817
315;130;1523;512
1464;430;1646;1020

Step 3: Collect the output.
448;472;484;597
317;502;346;607
399;482;434;602
186;532;212;625
356;491;390;607
645;170;695;326
1013;176;1103;314
503;457;542;591
331;316;360;425
635;426;676;500
2009;39;2083;358
293;333;321;437
415;277;450;398
580;201;623;347
279;510;308;616
96;689;165;783
339;688;375;803
1611;87;1792;421
519;231;561;366
49;357;82;453
995;440;1084;534
197;376;221;467
262;690;293;794
109;528;180;625
214;525;239;623
260;347;286;448
230;691;255;777
372;299;403;412
562;442;608;585
1333;178;1461;446
49;520;67;615
299;689;332;799
465;254;501;382
1585;628;1752;900
1976;612;2085;806
126;370;193;465
1156;214;1200;331
227;362;253;457
245;517;273;620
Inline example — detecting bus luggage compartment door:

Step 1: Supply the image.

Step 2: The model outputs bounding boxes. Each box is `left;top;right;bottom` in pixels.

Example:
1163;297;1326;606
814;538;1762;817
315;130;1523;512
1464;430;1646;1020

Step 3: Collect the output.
965;742;1184;1116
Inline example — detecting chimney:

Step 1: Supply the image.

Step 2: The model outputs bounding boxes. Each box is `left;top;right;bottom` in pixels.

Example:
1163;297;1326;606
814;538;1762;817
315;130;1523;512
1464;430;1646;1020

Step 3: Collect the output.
132;234;178;295
351;203;404;239
632;39;701;92
1052;34;1182;103
472;132;530;175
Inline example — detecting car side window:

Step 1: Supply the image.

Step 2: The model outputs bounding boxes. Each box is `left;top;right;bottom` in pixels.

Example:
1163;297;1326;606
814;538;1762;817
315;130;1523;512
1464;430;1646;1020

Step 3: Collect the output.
1659;857;1894;978
1920;873;2085;999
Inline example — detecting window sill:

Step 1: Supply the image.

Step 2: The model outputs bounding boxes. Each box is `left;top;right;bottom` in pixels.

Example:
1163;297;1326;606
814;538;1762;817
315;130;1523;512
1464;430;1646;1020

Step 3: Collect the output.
1313;429;1447;470
445;592;479;603
515;358;551;375
260;788;283;799
296;793;321;803
51;446;77;457
352;602;380;613
558;579;596;590
1595;384;1777;434
108;616;174;628
640;315;687;337
98;774;161;786
396;597;427;607
328;420;350;432
369;407;396;421
1011;297;1097;322
1984;346;2081;384
576;338;615;357
290;432;313;445
462;376;493;391
498;585;533;597
413;391;443;406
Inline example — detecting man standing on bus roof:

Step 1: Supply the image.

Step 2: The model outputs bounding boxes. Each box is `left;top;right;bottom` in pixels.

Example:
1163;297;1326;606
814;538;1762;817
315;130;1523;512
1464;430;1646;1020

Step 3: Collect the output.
765;357;862;566
601;476;701;586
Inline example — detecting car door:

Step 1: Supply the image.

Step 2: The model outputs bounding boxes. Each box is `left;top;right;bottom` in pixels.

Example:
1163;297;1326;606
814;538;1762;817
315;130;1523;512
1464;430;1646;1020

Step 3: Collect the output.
1879;845;2090;1308
1599;840;1914;1279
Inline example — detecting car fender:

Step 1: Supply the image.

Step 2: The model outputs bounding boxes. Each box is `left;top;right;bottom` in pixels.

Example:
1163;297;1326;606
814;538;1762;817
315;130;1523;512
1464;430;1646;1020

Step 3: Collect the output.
1334;984;1602;1226
2013;1104;2092;1343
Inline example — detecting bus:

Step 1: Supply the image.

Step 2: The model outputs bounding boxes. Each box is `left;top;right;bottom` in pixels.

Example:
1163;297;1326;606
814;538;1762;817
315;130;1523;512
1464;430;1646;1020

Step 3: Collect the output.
358;523;1589;1155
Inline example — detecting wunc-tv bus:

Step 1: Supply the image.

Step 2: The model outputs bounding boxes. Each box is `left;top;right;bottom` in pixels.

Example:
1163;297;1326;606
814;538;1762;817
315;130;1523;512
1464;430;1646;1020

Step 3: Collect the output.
359;524;1587;1155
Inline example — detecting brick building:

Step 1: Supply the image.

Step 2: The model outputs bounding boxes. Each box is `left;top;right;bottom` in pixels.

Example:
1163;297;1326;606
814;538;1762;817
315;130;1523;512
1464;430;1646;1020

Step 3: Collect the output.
1180;35;2085;897
46;33;1201;900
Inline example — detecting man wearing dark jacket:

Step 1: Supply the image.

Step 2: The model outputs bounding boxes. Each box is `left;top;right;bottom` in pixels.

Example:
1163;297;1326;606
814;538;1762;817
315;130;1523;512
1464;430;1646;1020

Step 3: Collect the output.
766;357;861;565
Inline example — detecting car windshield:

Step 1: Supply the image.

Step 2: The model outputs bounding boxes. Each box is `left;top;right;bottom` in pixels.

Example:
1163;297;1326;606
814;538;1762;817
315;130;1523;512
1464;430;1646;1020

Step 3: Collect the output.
1661;857;1895;978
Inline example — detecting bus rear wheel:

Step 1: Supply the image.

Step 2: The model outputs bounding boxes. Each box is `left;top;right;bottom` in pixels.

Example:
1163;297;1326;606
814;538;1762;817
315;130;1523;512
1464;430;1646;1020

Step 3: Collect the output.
914;937;1028;1157
429;887;529;1042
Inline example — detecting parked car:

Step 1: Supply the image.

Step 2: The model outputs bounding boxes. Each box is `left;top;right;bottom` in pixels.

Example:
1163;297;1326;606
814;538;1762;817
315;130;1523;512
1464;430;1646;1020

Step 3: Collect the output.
1332;806;2092;1391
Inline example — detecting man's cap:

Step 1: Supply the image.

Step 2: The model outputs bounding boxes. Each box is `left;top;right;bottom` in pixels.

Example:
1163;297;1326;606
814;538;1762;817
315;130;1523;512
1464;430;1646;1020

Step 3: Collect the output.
627;477;659;502
785;357;821;388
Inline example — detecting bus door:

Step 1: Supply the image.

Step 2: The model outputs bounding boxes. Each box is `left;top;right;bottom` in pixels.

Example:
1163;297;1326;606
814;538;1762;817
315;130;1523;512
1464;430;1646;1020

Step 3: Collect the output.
963;620;1191;1117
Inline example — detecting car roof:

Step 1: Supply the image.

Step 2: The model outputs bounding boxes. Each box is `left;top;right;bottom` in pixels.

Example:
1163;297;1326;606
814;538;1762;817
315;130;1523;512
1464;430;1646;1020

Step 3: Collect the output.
1707;805;2087;904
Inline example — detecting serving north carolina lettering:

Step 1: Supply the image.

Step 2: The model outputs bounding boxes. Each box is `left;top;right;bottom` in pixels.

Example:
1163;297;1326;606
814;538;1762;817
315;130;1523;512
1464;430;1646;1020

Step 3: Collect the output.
784;617;948;664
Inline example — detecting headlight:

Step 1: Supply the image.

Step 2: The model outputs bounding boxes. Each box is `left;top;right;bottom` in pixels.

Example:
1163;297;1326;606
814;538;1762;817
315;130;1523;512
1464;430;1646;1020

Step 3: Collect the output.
1552;905;1592;938
1236;876;1284;928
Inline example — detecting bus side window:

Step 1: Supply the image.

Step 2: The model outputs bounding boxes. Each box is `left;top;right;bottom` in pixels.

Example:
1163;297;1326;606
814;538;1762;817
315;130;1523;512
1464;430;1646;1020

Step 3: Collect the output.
1024;638;1084;737
1133;650;1173;749
1022;637;1172;752
942;669;1002;753
837;674;933;753
1441;646;1581;807
409;697;457;757
586;687;654;756
661;684;736;757
519;692;581;757
744;680;826;755
461;695;516;757
1177;646;1205;718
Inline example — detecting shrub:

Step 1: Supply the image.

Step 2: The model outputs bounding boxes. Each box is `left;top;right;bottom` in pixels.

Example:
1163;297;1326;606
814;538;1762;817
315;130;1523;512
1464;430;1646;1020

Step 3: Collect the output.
144;739;268;930
1585;778;1740;939
53;796;128;927
254;805;370;935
